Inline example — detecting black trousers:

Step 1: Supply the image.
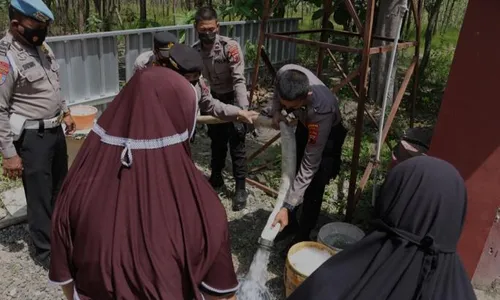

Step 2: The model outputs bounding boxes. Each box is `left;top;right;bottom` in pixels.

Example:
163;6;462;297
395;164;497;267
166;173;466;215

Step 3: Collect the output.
14;126;68;261
290;120;347;240
207;91;247;181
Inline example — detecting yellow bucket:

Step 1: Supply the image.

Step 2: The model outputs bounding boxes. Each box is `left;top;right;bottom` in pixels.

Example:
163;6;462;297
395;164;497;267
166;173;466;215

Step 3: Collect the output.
284;241;337;297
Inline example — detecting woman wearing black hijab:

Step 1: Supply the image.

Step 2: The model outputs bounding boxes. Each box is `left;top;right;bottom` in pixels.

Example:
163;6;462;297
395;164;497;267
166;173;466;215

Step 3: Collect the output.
287;156;476;300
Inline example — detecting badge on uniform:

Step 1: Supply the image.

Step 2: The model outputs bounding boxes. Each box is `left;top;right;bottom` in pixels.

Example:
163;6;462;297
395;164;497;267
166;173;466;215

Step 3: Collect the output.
0;56;10;86
308;123;319;144
227;43;240;64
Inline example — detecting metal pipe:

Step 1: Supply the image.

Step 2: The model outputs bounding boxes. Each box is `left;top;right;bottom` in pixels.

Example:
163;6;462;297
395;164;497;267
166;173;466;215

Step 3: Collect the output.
371;0;409;206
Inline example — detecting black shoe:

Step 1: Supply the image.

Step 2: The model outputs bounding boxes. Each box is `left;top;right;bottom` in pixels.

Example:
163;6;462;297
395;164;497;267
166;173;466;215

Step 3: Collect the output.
232;179;248;211
209;173;225;189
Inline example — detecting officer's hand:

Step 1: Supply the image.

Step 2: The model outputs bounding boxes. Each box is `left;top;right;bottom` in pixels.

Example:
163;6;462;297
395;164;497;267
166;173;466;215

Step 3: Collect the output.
3;155;23;179
271;208;289;232
272;111;282;130
63;115;76;135
236;110;260;124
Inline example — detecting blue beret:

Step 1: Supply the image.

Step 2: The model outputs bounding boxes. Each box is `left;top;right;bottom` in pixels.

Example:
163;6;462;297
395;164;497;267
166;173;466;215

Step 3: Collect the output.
10;0;54;23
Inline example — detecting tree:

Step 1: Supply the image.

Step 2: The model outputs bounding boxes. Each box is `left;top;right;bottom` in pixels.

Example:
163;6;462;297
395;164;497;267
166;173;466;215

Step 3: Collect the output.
419;0;446;78
369;0;407;106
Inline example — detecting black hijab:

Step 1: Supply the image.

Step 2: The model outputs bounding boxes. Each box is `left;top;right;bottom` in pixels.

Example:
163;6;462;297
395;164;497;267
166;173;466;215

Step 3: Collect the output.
287;156;476;300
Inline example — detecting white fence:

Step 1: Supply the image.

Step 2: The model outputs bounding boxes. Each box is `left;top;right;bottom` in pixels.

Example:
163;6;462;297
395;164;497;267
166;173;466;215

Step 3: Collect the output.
45;18;300;108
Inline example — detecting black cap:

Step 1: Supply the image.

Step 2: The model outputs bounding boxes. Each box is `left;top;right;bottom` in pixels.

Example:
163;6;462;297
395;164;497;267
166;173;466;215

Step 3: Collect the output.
154;31;178;57
168;44;203;74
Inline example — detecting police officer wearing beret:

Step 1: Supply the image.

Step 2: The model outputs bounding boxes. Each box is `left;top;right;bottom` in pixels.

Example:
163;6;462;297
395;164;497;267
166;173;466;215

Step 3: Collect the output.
165;43;259;127
270;65;347;253
192;7;250;211
0;0;75;267
133;31;178;72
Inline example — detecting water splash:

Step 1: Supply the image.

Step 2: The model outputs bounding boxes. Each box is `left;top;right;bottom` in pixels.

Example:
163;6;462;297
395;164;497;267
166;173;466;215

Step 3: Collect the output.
237;247;272;300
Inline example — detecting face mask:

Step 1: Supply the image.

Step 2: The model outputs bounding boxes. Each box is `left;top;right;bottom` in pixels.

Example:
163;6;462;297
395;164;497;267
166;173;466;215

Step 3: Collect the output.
19;25;48;47
198;32;216;44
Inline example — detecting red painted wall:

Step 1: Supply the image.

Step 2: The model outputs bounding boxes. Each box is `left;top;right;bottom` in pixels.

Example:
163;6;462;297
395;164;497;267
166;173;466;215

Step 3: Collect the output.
428;0;500;278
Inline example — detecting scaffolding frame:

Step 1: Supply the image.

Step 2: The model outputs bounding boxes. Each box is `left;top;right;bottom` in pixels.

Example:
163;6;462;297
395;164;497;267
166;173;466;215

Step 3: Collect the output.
245;0;423;221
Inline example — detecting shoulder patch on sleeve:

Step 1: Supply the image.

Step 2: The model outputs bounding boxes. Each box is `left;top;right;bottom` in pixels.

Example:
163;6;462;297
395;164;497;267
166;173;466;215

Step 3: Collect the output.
0;56;10;86
307;123;319;144
226;42;241;64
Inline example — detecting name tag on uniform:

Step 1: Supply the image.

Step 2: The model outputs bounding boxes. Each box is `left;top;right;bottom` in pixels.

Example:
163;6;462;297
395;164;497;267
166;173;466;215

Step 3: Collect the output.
22;62;35;71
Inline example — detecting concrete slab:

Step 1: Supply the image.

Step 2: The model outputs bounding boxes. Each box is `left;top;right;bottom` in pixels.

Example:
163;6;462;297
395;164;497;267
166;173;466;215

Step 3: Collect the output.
1;187;26;216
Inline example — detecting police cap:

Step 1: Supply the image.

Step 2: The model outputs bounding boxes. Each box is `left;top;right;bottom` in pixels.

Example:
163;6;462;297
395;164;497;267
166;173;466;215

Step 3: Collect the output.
10;0;54;23
154;31;178;57
168;44;203;74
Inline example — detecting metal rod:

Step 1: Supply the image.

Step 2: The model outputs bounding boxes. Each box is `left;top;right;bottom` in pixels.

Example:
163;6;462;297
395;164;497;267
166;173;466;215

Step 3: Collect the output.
410;0;420;28
410;0;422;128
327;49;360;98
353;56;417;210
344;0;364;33
249;160;280;173
247;132;281;162
245;178;278;197
372;0;409;206
369;41;416;54
248;0;271;108
265;33;362;53
274;29;326;36
260;47;277;81
345;0;376;223
332;67;361;93
273;29;410;44
317;0;333;76
327;49;393;152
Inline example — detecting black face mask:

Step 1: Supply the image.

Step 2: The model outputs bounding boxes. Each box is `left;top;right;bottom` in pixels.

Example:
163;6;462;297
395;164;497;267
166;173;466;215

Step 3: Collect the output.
20;25;48;47
198;32;216;44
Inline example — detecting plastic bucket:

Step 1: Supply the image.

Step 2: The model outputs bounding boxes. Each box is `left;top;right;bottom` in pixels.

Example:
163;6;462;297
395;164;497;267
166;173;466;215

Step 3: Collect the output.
71;105;98;130
284;241;336;297
317;222;365;252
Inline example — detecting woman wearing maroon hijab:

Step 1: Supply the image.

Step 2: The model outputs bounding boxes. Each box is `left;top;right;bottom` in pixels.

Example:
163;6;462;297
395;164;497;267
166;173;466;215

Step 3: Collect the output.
49;67;239;300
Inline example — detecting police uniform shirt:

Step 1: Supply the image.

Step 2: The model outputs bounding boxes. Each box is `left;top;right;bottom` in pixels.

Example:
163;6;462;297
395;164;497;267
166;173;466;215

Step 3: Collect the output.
272;64;341;207
192;35;248;109
196;76;240;120
133;50;155;72
0;32;67;158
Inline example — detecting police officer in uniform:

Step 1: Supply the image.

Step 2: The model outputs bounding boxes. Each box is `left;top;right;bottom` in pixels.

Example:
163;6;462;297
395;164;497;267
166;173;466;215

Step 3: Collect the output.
165;43;259;125
0;0;75;267
271;64;347;253
192;6;249;211
133;31;178;72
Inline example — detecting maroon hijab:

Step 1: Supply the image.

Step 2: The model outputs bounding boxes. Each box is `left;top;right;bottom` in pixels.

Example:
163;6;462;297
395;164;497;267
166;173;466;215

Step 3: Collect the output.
49;67;238;299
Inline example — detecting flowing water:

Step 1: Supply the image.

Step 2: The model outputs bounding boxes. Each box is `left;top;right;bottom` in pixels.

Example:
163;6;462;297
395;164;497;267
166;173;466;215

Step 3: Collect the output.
237;247;272;300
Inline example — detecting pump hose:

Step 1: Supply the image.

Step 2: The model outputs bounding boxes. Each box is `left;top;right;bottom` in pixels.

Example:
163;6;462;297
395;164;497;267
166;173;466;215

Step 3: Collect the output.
197;115;297;245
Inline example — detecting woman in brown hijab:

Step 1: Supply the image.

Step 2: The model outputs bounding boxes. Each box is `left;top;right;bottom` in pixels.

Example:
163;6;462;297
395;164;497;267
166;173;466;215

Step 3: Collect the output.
49;67;239;300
